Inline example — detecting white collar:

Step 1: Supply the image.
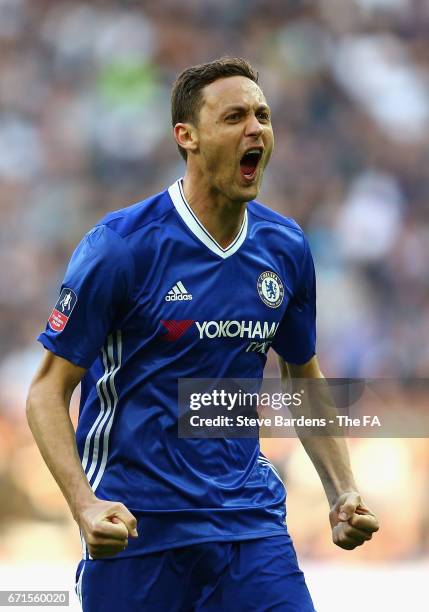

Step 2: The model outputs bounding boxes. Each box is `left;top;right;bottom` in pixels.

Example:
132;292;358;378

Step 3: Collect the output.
168;179;248;259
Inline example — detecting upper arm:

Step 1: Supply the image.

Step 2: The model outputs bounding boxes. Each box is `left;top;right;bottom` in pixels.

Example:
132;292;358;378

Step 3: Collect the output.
37;225;134;369
278;354;324;379
28;350;87;404
271;232;317;365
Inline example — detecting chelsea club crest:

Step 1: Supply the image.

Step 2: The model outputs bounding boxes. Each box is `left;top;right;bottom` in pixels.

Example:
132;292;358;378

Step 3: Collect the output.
257;271;284;308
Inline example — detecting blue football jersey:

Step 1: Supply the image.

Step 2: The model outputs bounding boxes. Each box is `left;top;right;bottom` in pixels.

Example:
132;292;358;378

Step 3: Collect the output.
38;178;316;557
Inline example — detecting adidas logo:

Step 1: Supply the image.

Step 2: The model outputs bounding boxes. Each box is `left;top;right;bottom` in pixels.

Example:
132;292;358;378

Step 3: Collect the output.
165;281;193;302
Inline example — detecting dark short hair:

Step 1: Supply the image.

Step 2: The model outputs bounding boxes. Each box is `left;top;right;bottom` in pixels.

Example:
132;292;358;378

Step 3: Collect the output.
171;57;259;161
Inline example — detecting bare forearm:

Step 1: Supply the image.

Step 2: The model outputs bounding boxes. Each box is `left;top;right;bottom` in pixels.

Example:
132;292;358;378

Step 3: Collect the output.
280;357;378;548
26;382;96;520
297;434;357;506
282;365;357;506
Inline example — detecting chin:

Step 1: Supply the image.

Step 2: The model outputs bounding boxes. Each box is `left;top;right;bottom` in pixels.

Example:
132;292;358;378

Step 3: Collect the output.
239;181;260;201
222;177;261;203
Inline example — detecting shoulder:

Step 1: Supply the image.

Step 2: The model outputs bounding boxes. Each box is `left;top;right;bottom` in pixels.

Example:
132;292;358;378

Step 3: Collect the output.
95;188;174;240
247;199;307;254
248;199;304;236
74;188;173;273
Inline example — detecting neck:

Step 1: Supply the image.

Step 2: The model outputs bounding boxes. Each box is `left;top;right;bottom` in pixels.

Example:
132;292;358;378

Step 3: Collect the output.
182;166;247;249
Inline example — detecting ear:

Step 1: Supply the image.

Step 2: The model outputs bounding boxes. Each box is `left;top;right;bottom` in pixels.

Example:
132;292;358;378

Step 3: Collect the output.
173;122;199;155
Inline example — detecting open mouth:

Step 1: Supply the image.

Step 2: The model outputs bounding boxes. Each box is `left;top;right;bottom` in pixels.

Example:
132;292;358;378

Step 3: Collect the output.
240;148;262;181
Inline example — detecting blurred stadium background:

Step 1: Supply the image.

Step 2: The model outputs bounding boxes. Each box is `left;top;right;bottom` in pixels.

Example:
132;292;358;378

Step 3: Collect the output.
0;0;428;610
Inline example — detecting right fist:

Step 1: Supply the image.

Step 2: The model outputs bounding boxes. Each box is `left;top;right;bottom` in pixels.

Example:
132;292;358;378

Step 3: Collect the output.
78;499;138;559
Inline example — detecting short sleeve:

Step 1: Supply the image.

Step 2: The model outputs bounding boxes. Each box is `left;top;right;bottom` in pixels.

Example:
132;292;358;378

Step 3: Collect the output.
271;234;316;365
38;225;134;368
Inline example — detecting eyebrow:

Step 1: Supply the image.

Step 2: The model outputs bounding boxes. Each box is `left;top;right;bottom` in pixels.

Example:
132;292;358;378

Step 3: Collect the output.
223;103;270;113
221;104;271;120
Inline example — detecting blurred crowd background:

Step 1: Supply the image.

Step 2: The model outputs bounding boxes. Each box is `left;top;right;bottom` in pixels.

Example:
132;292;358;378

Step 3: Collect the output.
0;0;428;591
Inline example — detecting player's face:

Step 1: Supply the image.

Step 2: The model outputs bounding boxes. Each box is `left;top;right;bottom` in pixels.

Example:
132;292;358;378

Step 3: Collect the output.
195;76;274;203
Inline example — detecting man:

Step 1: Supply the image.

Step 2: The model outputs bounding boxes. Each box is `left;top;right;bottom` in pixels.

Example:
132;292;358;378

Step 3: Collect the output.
27;58;379;611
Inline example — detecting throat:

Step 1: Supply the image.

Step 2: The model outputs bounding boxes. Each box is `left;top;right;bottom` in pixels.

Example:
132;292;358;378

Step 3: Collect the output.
181;177;247;249
204;208;246;249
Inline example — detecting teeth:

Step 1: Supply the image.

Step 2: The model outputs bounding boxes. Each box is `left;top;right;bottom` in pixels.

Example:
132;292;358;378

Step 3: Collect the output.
247;148;261;155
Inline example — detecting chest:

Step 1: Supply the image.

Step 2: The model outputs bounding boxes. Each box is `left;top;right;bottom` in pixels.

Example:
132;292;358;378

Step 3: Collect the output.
124;238;296;352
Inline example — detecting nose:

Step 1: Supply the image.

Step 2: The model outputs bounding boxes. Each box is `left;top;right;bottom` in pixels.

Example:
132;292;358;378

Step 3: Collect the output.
245;113;264;138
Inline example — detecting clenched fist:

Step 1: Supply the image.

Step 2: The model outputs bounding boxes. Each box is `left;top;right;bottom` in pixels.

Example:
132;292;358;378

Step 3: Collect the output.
330;491;379;550
78;498;139;559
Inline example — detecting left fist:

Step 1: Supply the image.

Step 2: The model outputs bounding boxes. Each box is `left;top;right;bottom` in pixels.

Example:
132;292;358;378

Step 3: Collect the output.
330;491;379;550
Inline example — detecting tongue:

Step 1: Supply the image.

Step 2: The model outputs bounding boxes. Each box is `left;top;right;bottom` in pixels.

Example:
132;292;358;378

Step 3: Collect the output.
241;157;257;176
